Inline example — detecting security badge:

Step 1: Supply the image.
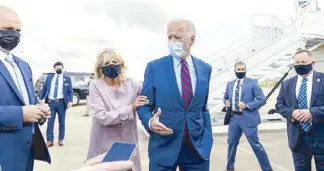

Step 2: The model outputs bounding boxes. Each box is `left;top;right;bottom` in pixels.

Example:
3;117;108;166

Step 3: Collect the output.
317;78;320;82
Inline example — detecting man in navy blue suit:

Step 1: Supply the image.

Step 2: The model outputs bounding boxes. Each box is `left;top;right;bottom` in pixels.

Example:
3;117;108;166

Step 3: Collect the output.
137;19;213;171
276;49;324;171
223;61;272;171
39;61;73;147
0;6;51;171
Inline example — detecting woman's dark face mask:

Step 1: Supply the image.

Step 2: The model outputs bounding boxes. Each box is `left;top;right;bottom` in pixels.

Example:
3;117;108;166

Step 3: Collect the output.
102;64;121;78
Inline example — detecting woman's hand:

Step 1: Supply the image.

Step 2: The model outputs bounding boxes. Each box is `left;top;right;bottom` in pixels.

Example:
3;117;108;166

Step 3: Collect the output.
132;95;149;111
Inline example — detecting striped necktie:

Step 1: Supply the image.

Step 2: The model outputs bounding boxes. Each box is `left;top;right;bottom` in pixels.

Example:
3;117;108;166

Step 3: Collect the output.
235;80;241;111
181;59;192;136
53;75;60;99
298;77;311;132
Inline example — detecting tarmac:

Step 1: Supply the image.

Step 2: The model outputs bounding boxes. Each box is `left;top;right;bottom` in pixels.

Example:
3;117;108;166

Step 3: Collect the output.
34;102;316;171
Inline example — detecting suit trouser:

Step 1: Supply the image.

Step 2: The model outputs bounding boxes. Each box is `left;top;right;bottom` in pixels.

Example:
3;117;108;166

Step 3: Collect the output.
292;132;324;171
84;96;90;115
47;99;66;141
226;116;272;171
149;136;209;171
25;146;34;171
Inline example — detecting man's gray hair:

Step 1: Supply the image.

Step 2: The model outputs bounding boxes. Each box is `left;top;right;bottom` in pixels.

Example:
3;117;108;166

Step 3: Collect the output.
294;49;312;57
235;61;246;69
168;19;196;37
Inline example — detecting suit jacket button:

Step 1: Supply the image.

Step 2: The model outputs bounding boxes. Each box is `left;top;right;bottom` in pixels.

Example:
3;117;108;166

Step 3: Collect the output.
27;141;32;146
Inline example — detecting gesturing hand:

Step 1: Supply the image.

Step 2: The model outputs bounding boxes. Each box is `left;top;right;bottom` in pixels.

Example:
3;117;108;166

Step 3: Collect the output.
150;108;173;135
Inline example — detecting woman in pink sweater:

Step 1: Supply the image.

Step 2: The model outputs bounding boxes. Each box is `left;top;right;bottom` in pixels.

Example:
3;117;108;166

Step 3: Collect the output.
86;48;148;171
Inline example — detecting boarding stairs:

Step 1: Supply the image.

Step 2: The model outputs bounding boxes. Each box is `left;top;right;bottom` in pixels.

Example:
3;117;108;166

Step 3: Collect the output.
206;18;324;124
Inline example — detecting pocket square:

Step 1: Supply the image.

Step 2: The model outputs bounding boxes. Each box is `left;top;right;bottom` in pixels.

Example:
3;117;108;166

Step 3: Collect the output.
64;83;69;85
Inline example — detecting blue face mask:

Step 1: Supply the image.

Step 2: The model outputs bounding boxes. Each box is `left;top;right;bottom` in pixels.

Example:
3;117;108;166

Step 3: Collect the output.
168;41;186;59
102;64;121;78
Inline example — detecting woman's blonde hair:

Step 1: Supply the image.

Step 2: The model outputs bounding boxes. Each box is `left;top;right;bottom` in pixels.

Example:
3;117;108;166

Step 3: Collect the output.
94;48;127;81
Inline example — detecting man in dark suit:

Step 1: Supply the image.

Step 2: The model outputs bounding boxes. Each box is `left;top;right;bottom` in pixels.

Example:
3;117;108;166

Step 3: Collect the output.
39;62;73;147
223;61;272;171
0;6;51;171
276;49;324;170
138;19;213;171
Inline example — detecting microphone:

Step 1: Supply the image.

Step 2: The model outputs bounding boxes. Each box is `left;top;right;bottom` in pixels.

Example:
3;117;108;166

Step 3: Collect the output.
36;104;48;126
38;117;46;126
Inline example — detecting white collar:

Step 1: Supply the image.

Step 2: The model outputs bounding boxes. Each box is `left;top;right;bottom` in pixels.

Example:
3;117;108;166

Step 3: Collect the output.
0;50;10;61
298;70;313;81
236;77;244;83
55;73;63;77
173;55;194;68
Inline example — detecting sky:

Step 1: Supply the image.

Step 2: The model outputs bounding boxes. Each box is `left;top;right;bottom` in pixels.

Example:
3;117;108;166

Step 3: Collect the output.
1;0;296;81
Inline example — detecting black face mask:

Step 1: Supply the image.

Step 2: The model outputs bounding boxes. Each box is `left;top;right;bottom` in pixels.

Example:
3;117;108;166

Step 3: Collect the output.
235;72;246;79
294;63;313;75
56;69;63;74
0;30;20;51
102;64;121;78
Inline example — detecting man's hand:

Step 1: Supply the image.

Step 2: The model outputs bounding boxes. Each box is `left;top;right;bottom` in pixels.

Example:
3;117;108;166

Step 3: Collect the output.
225;100;230;108
23;105;50;123
150;108;173;135
238;101;247;110
67;102;73;108
292;109;301;121
73;152;133;171
296;109;312;122
36;103;51;119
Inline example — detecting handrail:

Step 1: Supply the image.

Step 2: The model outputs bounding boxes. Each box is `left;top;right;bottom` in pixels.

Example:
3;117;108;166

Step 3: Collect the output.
211;24;296;77
209;37;305;112
207;19;294;65
207;27;276;64
209;29;302;99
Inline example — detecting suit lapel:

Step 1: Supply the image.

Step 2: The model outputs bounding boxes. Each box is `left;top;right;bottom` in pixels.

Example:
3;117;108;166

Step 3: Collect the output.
0;60;25;104
241;78;248;97
14;56;33;104
187;57;202;109
46;74;54;98
228;80;235;102
164;56;183;105
291;76;298;108
311;71;321;107
62;75;66;93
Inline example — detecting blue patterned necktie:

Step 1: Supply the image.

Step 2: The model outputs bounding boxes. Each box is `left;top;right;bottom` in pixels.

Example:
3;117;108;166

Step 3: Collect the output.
53;75;60;99
235;80;241;111
298;77;311;132
181;59;192;136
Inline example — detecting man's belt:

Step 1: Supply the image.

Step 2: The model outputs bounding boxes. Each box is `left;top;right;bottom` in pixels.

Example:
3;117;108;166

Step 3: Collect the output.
232;111;243;115
48;98;63;102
